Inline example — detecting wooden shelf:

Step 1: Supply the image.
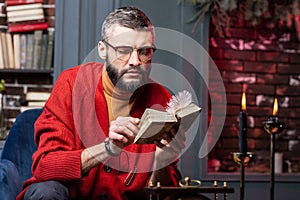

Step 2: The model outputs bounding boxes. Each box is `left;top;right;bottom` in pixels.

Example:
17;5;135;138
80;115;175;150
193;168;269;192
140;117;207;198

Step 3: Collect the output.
0;69;52;74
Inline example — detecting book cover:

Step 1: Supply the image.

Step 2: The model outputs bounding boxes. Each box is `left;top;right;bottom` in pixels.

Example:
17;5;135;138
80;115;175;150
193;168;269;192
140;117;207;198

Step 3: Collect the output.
20;105;41;112
44;28;54;70
7;13;44;23
27;101;45;107
19;33;26;69
0;32;9;68
25;33;33;69
6;8;44;18
0;32;5;69
39;32;47;69
26;91;50;101
8;22;48;32
134;90;201;144
32;30;42;69
6;3;43;11
6;0;44;6
13;33;20;69
6;32;15;68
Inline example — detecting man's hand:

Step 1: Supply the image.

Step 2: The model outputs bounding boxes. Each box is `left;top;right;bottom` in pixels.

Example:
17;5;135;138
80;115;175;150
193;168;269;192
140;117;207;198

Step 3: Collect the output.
153;126;186;169
108;116;140;154
81;116;140;175
149;126;186;186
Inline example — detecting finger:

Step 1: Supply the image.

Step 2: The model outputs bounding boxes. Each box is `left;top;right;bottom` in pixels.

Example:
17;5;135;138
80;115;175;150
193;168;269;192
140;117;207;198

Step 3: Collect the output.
114;117;140;135
109;125;134;143
115;116;140;125
162;132;173;142
109;123;129;141
154;140;166;149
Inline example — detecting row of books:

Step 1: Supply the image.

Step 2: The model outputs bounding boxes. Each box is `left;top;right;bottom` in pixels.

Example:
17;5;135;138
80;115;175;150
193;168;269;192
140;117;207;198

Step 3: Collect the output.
0;28;54;70
20;91;50;112
6;0;44;6
2;91;50;112
5;1;49;32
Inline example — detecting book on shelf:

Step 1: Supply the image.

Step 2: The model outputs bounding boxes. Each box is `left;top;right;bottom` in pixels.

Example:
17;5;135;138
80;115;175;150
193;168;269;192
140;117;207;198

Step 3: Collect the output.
20;105;41;112
0;32;8;68
39;32;47;69
0;32;4;69
6;7;44;18
26;91;50;101
20;91;50;112
19;33;26;69
13;33;21;69
6;3;43;12
134;90;201;144
6;2;48;33
25;33;33;69
27;101;46;107
6;0;44;6
6;32;15;68
44;28;54;70
32;30;42;69
8;22;48;32
7;13;44;23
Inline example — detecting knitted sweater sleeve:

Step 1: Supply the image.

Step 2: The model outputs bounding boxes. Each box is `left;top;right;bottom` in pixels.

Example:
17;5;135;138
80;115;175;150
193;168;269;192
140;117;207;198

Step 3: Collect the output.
31;67;84;182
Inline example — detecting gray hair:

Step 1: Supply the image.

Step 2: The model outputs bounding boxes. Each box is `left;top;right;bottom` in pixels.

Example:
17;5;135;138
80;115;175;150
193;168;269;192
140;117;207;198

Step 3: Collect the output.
101;6;154;40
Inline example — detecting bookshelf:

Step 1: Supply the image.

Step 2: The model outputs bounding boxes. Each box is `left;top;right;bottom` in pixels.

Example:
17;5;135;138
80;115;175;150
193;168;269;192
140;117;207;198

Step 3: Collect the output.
0;0;55;71
0;0;55;139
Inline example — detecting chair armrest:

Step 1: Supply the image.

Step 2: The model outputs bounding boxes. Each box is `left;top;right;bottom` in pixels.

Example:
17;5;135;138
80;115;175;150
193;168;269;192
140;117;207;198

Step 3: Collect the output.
0;159;21;200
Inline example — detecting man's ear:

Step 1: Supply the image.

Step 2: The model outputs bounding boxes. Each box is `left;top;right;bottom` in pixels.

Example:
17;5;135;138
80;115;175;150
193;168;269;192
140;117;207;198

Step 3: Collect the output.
98;41;106;59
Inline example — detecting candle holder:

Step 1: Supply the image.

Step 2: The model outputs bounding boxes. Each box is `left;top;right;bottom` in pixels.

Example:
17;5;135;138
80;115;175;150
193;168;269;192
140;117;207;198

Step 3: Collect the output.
263;117;285;135
263;117;285;200
231;152;255;200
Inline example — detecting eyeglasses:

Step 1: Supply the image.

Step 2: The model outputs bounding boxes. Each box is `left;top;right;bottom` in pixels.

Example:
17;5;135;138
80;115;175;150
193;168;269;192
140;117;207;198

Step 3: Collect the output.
102;40;156;62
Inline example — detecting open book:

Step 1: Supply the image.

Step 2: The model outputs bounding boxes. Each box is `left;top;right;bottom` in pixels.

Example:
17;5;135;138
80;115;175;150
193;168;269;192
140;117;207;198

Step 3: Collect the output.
134;90;201;144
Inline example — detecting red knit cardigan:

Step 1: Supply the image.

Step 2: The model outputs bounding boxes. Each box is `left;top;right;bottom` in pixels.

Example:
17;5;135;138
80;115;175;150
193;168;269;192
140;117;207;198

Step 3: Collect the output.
17;62;181;200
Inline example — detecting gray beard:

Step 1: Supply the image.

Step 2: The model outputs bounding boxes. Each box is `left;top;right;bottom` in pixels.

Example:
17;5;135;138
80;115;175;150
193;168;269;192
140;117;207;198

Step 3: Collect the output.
106;63;150;93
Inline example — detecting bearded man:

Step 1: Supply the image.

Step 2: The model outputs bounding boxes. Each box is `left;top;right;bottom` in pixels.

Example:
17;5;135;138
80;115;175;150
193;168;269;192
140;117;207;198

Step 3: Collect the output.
18;6;185;200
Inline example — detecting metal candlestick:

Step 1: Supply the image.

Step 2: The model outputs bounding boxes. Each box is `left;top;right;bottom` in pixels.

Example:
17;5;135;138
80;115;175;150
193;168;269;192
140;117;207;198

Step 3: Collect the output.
231;152;255;200
263;117;285;200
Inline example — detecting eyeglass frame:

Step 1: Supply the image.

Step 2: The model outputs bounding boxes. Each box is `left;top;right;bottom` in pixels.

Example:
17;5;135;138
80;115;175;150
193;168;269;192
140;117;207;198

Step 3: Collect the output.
102;40;156;62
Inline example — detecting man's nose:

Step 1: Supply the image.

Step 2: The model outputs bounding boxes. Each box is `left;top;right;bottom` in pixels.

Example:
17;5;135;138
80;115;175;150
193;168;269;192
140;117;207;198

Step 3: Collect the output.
128;50;142;66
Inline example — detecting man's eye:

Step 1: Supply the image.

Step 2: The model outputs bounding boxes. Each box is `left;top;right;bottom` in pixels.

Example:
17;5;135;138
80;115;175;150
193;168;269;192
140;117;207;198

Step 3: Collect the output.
139;48;152;55
117;48;132;54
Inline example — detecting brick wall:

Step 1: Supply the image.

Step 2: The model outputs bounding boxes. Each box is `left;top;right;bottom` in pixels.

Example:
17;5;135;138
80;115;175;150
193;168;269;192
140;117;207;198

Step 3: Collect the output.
208;13;300;173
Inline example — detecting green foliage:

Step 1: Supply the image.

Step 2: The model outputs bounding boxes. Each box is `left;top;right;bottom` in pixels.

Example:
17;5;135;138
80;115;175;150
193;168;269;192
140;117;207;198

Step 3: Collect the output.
0;79;5;94
179;0;300;40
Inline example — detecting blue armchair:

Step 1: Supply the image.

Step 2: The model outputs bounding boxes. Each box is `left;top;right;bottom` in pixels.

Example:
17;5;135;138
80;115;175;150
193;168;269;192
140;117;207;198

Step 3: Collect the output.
0;108;43;200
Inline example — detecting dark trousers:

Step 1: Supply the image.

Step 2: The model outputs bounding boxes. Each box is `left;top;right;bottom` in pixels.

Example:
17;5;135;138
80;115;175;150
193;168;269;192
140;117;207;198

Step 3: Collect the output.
23;180;69;200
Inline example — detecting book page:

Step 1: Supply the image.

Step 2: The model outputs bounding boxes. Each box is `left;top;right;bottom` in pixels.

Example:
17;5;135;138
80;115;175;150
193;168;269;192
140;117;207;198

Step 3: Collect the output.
134;98;201;144
175;103;201;131
134;108;177;144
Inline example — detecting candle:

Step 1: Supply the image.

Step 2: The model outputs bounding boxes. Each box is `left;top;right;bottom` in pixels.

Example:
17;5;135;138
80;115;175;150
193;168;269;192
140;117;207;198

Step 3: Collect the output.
269;97;279;133
273;97;278;116
239;92;248;153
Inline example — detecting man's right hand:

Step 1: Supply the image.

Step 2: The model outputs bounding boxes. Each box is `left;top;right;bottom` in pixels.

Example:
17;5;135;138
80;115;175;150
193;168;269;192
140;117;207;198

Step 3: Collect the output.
108;116;140;154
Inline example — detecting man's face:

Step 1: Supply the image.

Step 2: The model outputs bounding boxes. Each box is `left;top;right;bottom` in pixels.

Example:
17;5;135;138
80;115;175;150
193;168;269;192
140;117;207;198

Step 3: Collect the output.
100;26;154;93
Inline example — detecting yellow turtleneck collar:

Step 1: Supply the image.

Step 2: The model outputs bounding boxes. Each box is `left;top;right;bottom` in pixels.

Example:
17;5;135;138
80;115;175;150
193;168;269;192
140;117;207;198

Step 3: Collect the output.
102;66;135;122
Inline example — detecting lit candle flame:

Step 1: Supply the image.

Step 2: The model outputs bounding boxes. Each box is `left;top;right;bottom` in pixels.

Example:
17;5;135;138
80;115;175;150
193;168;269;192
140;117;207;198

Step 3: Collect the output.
241;92;246;111
273;97;278;116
